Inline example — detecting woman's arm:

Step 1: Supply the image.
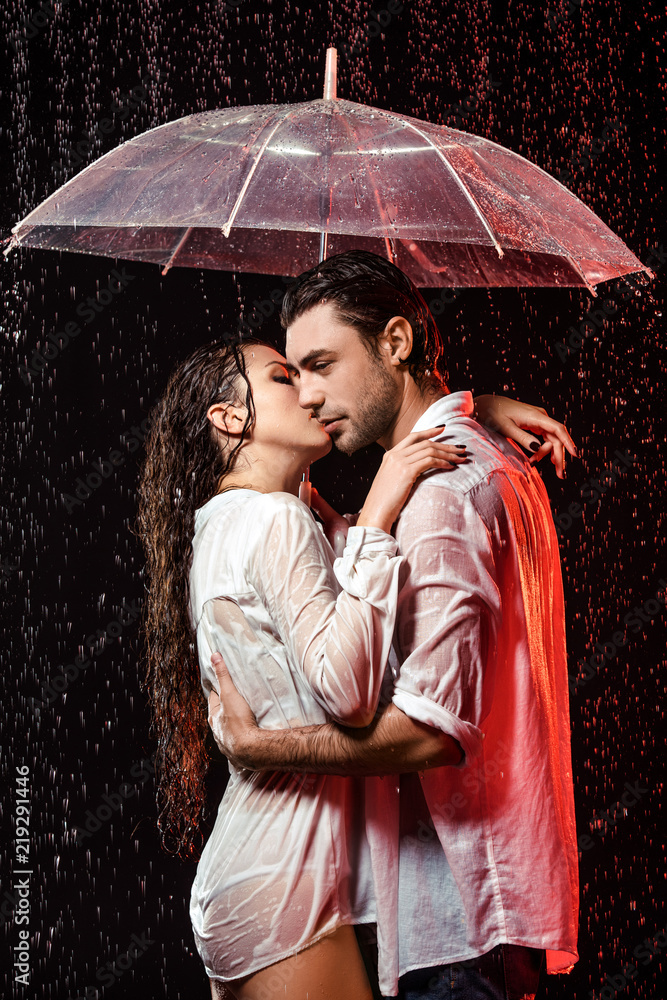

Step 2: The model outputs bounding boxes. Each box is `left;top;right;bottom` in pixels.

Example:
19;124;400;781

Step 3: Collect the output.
473;394;578;479
246;499;399;727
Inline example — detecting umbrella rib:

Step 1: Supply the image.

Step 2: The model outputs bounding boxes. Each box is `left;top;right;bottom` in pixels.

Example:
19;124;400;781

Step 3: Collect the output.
384;114;505;259
123;115;265;226
161;226;193;275
15;111;250;232
222;107;296;238
561;254;598;294
335;106;397;263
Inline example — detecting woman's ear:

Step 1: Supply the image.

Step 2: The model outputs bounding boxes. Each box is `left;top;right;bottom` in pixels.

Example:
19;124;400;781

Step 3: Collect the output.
206;401;250;438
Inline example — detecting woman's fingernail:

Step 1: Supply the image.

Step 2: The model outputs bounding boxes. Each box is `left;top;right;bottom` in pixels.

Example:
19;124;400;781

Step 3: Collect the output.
529;441;540;452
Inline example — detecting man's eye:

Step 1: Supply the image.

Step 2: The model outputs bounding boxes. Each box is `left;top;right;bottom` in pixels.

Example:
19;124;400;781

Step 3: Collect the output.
313;362;331;372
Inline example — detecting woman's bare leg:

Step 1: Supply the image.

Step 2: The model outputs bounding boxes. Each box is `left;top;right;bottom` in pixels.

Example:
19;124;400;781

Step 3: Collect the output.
218;924;375;1000
210;979;237;999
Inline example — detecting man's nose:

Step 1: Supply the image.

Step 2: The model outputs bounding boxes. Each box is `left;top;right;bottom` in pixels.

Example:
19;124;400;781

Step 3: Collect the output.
298;374;325;411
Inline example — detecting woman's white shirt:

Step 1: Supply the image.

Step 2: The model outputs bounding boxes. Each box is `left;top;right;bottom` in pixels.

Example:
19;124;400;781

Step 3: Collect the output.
188;489;402;982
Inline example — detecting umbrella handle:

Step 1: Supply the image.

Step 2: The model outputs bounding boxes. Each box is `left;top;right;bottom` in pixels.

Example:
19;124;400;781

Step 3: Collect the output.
299;468;312;508
301;46;337;506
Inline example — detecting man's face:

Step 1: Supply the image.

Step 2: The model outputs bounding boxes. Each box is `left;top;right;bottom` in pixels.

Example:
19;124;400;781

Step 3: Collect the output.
285;302;401;454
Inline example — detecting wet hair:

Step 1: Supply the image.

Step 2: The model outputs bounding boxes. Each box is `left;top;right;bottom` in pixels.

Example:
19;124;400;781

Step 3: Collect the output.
281;250;448;391
136;335;262;857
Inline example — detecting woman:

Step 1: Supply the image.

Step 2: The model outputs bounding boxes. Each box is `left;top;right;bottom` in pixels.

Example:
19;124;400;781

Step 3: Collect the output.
136;335;565;999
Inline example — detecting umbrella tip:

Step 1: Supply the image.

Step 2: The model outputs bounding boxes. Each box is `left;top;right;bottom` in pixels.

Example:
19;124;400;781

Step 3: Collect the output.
2;233;19;259
323;47;337;100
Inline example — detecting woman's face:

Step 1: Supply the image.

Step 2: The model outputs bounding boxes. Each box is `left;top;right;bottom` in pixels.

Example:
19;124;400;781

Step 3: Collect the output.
242;343;332;464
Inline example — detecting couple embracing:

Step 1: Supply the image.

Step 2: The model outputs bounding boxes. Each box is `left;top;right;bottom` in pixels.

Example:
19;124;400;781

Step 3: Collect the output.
137;251;579;1000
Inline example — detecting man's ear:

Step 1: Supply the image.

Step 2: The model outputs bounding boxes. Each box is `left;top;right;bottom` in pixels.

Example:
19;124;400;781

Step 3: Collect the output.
378;316;414;368
206;401;250;438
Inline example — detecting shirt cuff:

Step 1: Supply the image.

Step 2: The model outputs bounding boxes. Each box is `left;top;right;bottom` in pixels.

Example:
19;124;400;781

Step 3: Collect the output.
344;524;398;557
333;525;401;599
391;688;485;764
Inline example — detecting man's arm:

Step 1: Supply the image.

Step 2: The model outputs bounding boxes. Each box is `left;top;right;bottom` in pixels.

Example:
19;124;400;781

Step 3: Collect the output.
208;652;463;777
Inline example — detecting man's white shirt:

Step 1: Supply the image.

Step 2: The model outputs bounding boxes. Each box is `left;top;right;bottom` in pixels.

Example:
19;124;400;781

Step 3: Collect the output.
365;391;579;996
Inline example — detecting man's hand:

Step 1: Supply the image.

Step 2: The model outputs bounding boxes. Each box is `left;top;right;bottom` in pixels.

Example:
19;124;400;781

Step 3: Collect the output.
208;652;259;769
473;394;578;479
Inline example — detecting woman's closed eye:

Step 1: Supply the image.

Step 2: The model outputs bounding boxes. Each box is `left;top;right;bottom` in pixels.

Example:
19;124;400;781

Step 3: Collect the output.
273;374;294;385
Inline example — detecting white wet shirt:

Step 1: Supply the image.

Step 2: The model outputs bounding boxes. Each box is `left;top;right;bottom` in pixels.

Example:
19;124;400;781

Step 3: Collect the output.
365;392;579;996
188;488;402;983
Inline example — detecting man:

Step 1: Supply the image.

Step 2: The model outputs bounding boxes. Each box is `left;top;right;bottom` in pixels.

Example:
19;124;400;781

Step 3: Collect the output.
207;251;579;999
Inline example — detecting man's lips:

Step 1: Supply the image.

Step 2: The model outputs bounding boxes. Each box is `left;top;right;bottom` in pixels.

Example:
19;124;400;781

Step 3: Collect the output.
318;417;344;434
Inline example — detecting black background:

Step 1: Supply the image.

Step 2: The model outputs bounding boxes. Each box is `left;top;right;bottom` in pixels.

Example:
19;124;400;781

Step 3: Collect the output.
1;1;665;998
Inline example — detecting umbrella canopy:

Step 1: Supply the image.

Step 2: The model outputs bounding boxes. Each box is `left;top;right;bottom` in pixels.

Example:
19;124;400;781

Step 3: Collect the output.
8;49;649;292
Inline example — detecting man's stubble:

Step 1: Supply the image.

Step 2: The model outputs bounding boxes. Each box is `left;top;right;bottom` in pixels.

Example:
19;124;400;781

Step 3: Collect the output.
332;355;399;455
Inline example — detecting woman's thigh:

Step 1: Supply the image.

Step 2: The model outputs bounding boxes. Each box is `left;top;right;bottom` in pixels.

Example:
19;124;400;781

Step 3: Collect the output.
210;981;236;999
218;924;374;1000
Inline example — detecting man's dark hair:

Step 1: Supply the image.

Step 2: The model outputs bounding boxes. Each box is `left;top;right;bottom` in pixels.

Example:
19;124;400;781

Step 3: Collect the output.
280;250;448;392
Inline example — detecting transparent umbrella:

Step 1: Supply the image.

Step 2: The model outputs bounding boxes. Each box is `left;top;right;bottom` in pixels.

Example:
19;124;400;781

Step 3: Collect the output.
7;49;650;293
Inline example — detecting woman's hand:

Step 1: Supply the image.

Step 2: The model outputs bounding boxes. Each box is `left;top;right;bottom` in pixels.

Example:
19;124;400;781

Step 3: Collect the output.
357;428;467;533
473;394;578;480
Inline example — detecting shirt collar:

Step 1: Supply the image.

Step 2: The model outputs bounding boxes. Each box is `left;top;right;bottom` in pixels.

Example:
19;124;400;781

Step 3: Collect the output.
194;488;260;533
411;391;474;433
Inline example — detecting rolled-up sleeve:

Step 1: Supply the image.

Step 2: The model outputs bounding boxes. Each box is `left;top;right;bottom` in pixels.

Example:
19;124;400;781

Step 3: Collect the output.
392;481;502;762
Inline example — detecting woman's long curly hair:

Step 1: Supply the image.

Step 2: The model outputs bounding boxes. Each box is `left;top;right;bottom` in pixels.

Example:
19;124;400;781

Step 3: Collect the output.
136;336;261;857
